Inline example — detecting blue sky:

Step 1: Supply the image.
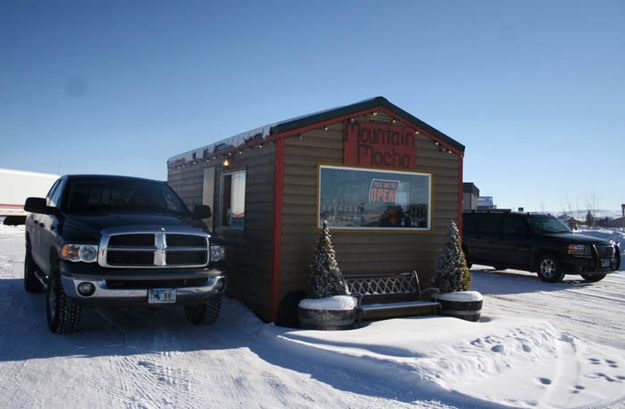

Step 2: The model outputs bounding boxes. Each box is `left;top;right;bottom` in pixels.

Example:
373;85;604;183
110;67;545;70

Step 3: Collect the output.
1;1;624;212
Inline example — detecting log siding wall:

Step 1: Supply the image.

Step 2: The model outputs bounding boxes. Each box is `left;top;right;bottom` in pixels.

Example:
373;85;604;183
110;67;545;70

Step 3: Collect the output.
168;144;276;321
279;114;461;302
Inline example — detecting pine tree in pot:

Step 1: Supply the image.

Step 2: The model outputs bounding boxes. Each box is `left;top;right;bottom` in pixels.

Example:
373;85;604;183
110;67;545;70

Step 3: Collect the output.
298;222;357;330
431;220;483;322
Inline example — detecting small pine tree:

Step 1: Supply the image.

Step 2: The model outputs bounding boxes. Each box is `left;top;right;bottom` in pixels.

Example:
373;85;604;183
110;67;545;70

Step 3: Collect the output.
309;221;348;298
432;220;472;293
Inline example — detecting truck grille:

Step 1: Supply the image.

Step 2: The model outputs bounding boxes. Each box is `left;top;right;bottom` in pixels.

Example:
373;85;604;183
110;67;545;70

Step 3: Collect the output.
596;245;615;258
98;228;209;269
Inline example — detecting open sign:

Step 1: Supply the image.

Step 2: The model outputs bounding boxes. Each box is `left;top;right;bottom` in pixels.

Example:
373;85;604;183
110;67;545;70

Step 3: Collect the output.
369;179;400;204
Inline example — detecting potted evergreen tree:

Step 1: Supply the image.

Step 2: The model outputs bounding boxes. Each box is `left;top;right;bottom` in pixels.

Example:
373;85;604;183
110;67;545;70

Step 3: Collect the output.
298;222;357;330
431;220;483;322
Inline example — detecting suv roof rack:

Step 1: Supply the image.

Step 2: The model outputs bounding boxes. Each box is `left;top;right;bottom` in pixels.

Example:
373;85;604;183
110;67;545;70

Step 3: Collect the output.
464;209;511;214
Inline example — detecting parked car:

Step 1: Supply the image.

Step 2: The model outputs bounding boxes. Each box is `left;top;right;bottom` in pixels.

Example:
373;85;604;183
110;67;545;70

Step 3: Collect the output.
462;211;620;283
24;175;226;334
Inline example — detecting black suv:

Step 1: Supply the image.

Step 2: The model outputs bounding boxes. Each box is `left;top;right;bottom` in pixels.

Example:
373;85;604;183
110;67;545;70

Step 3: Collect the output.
24;175;226;334
462;211;620;283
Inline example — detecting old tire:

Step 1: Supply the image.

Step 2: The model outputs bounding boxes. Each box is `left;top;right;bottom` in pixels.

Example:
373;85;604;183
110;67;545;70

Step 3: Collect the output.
184;294;222;325
581;274;606;283
46;267;81;334
24;244;44;293
434;292;483;322
537;255;564;283
494;265;507;271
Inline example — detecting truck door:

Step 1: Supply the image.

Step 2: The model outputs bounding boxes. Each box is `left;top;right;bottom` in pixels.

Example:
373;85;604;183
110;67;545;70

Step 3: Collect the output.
38;178;65;275
498;214;533;268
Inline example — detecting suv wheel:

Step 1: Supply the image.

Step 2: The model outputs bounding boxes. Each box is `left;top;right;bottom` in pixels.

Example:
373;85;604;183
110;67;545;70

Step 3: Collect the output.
47;266;81;334
24;244;44;293
581;274;606;283
537;255;564;283
184;294;222;325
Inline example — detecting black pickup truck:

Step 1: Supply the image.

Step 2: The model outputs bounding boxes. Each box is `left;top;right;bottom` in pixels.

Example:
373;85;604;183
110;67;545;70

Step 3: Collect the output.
463;212;620;283
24;175;226;334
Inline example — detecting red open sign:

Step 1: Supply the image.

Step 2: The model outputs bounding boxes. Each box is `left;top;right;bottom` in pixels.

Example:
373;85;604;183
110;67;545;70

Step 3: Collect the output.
369;179;400;204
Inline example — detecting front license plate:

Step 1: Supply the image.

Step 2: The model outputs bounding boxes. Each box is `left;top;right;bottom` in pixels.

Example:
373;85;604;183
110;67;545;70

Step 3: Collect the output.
148;288;176;304
600;259;610;268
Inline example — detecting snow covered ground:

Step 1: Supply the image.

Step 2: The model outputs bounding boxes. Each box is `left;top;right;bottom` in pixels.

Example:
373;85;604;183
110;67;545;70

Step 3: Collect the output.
1;225;625;409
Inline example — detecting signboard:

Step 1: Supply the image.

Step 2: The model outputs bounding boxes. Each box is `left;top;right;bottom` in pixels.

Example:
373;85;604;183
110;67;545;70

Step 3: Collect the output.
344;121;416;169
368;179;400;204
477;196;493;208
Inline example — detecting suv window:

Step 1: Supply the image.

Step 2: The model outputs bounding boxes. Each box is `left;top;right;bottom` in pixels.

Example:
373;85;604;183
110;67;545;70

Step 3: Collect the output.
527;215;571;234
463;214;478;234
502;215;528;235
479;213;503;235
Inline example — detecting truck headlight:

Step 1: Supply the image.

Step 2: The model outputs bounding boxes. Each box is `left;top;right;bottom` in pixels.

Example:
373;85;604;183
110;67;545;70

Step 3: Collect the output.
567;244;591;257
61;244;98;263
210;245;225;262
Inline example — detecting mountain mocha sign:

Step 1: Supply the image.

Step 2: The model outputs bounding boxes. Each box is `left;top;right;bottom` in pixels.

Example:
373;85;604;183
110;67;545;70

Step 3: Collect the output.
344;121;416;169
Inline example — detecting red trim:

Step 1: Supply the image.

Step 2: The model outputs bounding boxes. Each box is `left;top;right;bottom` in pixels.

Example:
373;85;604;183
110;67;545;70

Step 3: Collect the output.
378;107;464;157
0;204;24;208
458;156;464;237
271;138;285;321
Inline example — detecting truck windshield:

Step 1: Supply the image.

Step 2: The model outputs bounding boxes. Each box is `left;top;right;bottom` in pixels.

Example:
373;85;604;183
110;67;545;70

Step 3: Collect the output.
527;215;571;234
63;179;189;215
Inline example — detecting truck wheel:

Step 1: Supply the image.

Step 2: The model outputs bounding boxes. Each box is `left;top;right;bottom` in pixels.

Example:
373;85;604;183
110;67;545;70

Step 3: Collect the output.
581;274;606;283
537;255;564;283
46;267;81;334
184;295;222;325
24;244;44;293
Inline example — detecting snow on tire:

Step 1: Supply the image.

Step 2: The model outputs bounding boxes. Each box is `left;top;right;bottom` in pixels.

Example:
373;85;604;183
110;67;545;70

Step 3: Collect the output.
46;267;81;334
184;294;222;325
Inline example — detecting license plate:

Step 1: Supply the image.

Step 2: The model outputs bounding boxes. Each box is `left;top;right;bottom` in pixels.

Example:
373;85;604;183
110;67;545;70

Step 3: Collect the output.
600;259;610;268
148;288;176;304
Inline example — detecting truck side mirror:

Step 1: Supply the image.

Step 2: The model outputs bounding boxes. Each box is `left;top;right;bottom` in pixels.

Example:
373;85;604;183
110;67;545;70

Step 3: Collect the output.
191;204;212;219
24;197;54;215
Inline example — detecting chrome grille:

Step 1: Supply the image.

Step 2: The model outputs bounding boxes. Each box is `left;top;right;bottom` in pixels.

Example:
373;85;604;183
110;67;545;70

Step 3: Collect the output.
98;227;209;269
596;245;615;258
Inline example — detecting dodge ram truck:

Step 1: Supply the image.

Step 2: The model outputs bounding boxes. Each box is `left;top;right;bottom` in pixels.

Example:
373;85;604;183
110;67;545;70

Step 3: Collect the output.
24;174;226;334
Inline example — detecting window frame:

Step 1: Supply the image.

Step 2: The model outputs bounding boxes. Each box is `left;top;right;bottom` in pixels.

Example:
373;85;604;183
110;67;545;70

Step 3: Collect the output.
219;168;247;230
317;164;433;232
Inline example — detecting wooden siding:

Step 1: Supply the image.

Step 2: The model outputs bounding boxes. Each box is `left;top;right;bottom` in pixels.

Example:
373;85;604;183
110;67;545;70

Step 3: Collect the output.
168;144;276;321
279;115;461;302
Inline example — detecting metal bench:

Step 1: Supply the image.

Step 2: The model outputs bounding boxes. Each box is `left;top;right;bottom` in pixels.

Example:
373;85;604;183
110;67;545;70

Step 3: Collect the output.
344;271;440;322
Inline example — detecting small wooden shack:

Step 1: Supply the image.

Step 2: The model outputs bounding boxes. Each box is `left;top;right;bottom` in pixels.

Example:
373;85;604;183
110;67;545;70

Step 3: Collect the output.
167;97;465;322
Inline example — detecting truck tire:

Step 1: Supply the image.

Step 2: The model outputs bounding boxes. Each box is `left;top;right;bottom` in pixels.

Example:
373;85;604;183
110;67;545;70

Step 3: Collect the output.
46;266;81;334
24;244;44;293
184;294;222;325
537;255;564;283
581;274;606;283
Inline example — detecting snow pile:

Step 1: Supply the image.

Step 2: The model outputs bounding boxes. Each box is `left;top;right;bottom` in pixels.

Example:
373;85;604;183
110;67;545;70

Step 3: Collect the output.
435;291;483;302
298;295;358;311
2;222;625;408
274;316;625;408
0;223;25;236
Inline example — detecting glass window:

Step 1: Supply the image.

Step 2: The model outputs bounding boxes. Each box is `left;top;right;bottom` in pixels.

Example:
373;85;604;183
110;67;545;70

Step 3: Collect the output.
221;170;246;229
477;214;503;235
502;215;528;235
318;165;431;230
528;215;571;234
63;179;188;215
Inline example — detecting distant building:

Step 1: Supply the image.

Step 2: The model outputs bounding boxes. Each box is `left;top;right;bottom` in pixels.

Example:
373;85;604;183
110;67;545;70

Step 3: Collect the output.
462;183;479;211
477;196;495;211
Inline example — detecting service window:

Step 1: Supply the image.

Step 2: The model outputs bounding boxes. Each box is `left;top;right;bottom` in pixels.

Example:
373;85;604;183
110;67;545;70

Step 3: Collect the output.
221;169;246;229
318;165;431;231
